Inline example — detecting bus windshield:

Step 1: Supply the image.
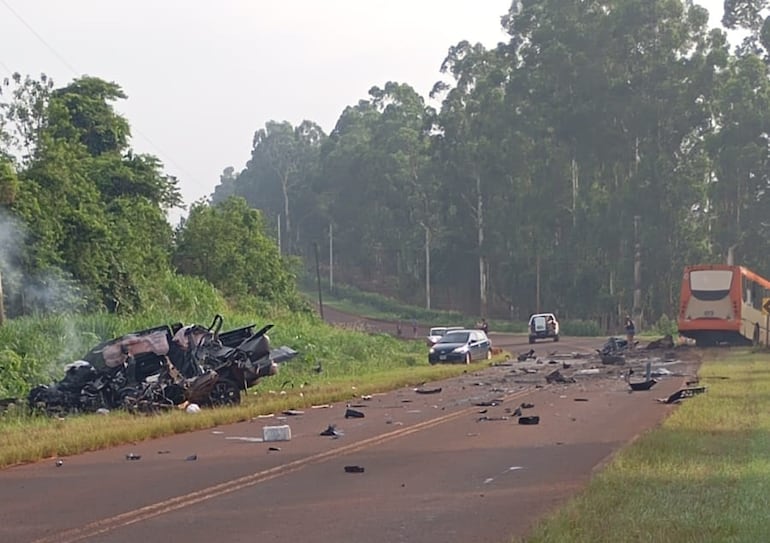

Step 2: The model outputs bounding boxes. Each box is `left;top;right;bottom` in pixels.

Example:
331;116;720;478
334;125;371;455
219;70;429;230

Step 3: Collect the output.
689;269;733;301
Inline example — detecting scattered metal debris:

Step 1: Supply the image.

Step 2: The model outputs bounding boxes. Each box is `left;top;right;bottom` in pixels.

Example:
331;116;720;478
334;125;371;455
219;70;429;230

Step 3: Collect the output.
320;424;343;437
345;408;365;419
125;453;141;461
415;387;442;394
517;349;537;362
344;465;365;473
518;416;540;425
658;386;707;404
629;379;657;391
574;398;589;402
185;454;198;461
55;459;63;467
282;409;305;416
545;370;575;384
268;446;281;452
520;402;535;409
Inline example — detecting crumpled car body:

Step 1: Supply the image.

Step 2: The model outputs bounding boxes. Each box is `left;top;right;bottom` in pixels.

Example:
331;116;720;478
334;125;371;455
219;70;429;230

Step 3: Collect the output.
27;315;298;414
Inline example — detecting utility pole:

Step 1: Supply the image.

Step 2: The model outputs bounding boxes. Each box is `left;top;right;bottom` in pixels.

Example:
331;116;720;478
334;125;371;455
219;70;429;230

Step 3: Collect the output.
423;223;431;310
329;222;334;290
314;242;324;320
535;254;541;314
0;269;5;327
277;214;282;255
633;215;642;325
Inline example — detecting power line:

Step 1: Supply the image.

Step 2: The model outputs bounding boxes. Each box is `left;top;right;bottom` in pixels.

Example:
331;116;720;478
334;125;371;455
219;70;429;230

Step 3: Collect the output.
0;0;80;75
0;0;204;203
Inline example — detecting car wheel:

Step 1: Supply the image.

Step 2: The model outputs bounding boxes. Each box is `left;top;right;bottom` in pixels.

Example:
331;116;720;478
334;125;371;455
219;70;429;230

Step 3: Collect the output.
554;335;559;342
209;379;241;406
464;352;472;365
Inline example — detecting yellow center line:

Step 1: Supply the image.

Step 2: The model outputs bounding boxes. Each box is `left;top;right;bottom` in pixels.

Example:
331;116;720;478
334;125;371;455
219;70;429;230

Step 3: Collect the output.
32;388;532;543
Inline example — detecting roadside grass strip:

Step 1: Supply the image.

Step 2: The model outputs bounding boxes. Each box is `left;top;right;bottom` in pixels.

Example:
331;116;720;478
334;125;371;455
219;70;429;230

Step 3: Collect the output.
521;350;770;543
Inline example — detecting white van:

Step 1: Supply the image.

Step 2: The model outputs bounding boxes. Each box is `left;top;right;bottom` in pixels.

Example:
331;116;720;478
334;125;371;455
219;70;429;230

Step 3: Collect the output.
528;313;559;343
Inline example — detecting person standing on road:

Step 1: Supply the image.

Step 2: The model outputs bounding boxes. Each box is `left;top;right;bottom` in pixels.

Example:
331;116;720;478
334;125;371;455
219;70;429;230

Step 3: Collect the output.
625;315;636;350
480;318;489;335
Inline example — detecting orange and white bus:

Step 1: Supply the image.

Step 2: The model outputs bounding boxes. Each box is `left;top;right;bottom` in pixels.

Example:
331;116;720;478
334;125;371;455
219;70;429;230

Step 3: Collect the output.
678;264;770;346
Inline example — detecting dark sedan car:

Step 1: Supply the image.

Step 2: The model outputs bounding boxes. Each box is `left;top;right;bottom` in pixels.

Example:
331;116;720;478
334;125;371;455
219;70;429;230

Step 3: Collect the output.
428;329;492;364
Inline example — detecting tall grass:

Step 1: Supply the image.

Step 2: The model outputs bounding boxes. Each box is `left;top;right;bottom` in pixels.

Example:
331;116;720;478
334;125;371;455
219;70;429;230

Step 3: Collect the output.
521;350;770;543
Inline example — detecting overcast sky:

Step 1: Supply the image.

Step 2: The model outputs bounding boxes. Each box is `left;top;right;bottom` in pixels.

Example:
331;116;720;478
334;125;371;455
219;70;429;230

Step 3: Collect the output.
0;0;725;221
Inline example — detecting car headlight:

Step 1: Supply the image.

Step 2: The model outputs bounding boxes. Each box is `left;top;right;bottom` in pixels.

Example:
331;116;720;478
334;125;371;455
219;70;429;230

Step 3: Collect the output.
452;345;469;354
429;348;435;354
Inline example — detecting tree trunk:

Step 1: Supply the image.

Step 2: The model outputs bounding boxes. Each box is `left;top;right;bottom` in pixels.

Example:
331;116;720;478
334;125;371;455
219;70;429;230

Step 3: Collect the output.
0;269;4;327
281;174;292;254
476;174;487;317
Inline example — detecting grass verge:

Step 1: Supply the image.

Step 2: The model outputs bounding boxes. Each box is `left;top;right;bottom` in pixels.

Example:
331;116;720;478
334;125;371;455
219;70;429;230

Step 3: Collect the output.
0;358;498;469
519;349;770;543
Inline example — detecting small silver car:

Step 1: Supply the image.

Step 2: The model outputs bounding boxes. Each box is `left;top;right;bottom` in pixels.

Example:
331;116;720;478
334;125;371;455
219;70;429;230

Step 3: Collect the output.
428;329;492;364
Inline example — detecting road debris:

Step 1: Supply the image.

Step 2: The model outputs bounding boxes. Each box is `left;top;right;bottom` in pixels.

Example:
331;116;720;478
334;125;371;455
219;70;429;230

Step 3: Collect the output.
658;386;707;404
185;454;198;461
629;379;657;391
320;424;343;437
226;436;264;443
282;409;305;416
262;425;292;442
415;387;442;394
344;465;365;473
345;408;365;419
545;370;575;384
518;416;540;425
125;453;141;461
517;349;536;362
55;459;63;467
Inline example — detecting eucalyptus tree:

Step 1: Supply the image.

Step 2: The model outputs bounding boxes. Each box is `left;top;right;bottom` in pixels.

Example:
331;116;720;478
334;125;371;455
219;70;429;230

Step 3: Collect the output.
501;0;722;320
706;52;770;271
432;41;514;317
225;120;326;256
319;83;437;299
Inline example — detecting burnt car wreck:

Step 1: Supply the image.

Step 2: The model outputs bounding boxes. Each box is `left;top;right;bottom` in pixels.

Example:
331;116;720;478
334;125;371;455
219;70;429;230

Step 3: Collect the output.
28;315;298;414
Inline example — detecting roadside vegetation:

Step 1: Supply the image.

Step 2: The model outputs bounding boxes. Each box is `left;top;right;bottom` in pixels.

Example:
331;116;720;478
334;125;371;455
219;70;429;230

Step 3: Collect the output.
520;349;770;543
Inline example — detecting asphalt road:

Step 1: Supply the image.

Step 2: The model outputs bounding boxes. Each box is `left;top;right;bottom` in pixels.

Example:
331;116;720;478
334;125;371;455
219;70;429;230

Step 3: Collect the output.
0;325;700;543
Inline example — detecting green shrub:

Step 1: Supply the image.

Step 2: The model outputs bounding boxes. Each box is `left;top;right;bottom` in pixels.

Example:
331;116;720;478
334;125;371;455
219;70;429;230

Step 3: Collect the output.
651;314;678;337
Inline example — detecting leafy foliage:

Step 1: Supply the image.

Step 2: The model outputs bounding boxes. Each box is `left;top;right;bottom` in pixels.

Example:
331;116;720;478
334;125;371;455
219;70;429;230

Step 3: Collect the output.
173;196;304;310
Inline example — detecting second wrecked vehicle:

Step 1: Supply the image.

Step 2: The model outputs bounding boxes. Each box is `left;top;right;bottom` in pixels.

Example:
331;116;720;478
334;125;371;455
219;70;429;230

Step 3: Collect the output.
27;315;298;414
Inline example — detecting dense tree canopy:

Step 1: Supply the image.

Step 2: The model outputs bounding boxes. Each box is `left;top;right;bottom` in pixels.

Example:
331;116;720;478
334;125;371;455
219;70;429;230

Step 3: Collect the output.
215;0;770;328
0;75;302;317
